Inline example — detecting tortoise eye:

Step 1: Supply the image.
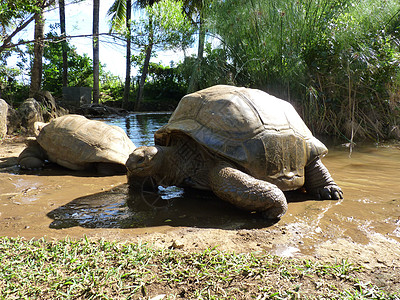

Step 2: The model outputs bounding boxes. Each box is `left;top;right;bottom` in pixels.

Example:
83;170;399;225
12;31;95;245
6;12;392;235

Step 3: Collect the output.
137;157;145;164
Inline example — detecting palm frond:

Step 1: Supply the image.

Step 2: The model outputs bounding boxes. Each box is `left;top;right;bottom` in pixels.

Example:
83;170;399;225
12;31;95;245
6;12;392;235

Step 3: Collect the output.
107;0;127;32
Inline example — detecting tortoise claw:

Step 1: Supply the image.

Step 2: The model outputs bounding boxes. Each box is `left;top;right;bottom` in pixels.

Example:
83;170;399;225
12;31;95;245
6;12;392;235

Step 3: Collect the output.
314;185;343;200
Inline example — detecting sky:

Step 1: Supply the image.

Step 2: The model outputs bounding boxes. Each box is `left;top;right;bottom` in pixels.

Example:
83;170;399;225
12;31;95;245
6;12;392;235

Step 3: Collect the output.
12;0;192;80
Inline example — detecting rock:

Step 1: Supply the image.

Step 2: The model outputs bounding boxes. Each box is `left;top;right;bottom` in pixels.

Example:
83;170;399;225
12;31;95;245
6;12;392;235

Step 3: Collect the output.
73;103;128;117
6;106;21;135
170;239;184;249
19;98;44;135
17;91;69;136
33;90;68;121
0;99;8;139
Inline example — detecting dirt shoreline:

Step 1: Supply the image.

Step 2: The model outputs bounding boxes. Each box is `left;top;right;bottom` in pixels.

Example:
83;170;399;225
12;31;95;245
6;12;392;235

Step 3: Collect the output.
1;135;400;293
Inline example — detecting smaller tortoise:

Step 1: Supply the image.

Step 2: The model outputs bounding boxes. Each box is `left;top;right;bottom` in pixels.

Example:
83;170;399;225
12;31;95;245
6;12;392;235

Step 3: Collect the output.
126;85;343;219
18;114;135;175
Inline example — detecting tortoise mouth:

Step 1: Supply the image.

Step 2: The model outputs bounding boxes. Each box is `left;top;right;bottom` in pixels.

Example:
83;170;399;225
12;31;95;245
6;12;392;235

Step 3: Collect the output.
126;146;161;177
126;158;146;172
127;164;156;178
127;165;146;174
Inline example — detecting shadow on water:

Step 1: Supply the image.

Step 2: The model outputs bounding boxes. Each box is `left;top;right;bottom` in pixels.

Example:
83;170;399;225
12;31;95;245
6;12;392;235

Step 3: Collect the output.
13;162;129;178
46;182;313;230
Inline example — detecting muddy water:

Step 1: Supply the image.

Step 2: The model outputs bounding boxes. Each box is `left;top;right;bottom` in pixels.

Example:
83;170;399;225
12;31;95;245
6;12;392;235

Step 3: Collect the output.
1;113;399;260
283;143;400;256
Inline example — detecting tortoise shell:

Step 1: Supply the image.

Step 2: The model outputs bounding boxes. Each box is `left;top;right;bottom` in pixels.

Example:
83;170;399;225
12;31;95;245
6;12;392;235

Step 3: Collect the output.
154;85;328;191
37;114;135;170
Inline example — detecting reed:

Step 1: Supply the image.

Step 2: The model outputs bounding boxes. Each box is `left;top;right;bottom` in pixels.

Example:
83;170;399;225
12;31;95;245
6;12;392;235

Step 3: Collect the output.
206;0;400;141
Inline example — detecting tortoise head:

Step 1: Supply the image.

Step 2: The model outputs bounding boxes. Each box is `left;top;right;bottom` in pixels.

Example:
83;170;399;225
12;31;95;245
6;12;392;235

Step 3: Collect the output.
126;146;163;177
33;121;48;136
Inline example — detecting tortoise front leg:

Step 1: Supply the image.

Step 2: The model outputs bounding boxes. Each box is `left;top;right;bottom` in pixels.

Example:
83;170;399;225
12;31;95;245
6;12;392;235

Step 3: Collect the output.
304;158;343;200
17;140;46;170
209;163;288;219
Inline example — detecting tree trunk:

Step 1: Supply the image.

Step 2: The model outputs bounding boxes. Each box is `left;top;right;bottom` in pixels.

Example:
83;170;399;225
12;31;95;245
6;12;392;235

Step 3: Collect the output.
187;11;205;93
29;9;45;97
93;0;100;104
59;0;68;87
122;0;132;109
135;43;153;111
134;16;153;111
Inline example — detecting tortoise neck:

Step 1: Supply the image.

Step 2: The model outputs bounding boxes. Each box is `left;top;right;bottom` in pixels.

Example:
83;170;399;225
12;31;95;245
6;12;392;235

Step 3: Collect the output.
152;144;184;185
153;145;174;172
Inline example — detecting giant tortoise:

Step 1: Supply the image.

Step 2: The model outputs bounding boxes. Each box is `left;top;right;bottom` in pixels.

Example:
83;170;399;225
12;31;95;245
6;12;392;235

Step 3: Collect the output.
126;85;343;219
18;114;135;175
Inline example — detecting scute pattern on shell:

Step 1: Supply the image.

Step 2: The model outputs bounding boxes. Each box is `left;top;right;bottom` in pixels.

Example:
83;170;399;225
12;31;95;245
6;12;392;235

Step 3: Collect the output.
37;114;135;170
154;85;328;191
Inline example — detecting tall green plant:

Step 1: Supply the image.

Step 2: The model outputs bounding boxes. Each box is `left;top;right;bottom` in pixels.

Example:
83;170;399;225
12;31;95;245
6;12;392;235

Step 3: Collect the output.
177;42;231;88
181;0;208;93
303;0;400;140
92;0;100;104
206;0;400;141
207;0;347;96
107;0;133;108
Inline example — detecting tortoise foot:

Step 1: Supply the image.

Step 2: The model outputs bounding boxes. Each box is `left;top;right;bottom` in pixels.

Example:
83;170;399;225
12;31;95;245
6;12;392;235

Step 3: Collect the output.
312;184;343;200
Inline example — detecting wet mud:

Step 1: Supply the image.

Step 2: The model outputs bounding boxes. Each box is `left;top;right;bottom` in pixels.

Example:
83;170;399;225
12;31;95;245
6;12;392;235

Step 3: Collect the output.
1;137;400;268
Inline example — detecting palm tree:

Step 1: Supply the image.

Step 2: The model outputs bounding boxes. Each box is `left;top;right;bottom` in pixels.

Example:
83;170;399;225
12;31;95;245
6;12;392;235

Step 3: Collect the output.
59;0;68;86
29;7;45;97
93;0;100;104
123;0;132;109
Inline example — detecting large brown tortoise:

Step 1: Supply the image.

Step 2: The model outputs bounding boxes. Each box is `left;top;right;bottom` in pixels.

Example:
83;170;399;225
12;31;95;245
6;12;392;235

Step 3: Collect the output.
18;114;135;175
126;85;343;219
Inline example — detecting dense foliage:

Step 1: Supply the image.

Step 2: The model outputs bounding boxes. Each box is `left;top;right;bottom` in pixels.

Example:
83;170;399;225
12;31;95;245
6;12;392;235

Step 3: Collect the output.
205;0;400;141
41;32;94;95
131;0;194;52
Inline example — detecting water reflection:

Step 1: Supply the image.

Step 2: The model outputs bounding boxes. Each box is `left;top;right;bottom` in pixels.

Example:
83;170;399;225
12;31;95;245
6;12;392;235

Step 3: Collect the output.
100;112;171;146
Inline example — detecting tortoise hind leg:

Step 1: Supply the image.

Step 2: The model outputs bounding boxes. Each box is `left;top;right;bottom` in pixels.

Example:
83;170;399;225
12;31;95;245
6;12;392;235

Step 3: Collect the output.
305;158;343;200
18;140;46;170
209;163;288;219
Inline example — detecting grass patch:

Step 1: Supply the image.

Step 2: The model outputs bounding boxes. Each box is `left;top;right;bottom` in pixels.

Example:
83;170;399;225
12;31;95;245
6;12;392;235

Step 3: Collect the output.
0;236;398;299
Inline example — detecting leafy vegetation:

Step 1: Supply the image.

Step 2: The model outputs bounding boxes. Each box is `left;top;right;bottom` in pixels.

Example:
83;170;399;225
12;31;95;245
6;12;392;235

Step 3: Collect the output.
40;31;95;95
1;237;398;299
0;0;53;54
205;0;400;141
143;62;188;105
